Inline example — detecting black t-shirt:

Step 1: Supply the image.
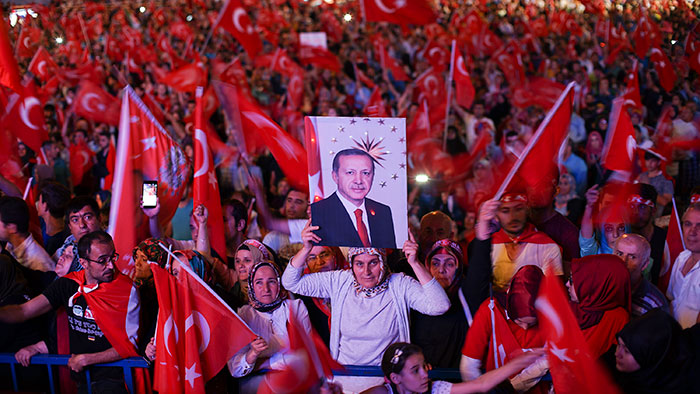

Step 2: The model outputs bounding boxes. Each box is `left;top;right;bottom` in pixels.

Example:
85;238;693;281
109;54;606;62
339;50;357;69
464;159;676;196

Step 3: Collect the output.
42;277;123;383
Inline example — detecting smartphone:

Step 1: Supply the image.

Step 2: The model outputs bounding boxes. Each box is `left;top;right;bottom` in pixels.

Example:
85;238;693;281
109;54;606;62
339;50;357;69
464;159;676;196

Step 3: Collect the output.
142;181;158;209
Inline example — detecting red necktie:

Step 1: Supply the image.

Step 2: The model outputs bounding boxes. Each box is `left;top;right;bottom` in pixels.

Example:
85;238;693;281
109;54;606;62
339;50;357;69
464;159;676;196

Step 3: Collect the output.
354;209;371;247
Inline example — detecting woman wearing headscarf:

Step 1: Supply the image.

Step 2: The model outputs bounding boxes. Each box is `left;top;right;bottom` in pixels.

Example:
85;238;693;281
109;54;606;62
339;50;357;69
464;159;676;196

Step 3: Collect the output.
554;173;584;225
460;266;549;393
227;261;312;393
611;309;699;394
282;222;450;392
132;238;170;353
410;239;488;369
567;254;631;359
229;239;274;309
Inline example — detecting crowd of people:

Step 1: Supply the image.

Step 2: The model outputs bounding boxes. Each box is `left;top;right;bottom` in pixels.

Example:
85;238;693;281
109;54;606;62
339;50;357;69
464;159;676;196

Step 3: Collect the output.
0;0;700;393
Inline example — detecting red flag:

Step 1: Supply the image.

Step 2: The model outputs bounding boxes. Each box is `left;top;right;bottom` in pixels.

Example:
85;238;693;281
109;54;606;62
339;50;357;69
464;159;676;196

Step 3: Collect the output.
258;303;343;394
414;67;444;108
1;81;49;153
493;46;526;87
495;83;574;199
530;17;549;37
215;0;262;57
423;40;449;71
103;137;116;191
169;21;193;41
16;26;42;58
0;10;22;92
379;46;409;81
193;87;226;260
152;261;255;393
28;47;58;82
454;52;475;109
74;80;121;126
650;47;677;92
535;269;622;394
304;117;324;203
0;127;26;190
161;63;207;93
299;45;342;73
621;60;642;108
601;98;636;175
108;88;191;276
237;91;309;192
361;0;437;25
511;77;566;110
69;142;95;186
354;64;376;88
363;87;388;116
688;40;700;75
632;13;660;58
659;199;685;293
287;70;304;110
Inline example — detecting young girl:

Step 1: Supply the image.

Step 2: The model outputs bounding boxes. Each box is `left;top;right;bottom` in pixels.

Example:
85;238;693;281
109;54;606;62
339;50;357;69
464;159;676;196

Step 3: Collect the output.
361;342;543;394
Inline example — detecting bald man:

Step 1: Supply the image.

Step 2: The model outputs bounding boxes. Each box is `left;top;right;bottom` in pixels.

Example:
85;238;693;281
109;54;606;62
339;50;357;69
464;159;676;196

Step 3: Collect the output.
614;234;669;318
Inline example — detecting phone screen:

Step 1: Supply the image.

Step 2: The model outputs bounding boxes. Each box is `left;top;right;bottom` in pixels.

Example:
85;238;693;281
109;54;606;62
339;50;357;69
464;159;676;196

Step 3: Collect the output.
142;181;158;208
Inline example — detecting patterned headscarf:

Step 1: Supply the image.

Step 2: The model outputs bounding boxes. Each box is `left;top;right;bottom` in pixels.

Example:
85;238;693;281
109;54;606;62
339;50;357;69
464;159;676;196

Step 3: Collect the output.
347;247;390;298
133;238;169;268
247;261;286;312
425;239;464;294
236;239;272;266
173;250;212;285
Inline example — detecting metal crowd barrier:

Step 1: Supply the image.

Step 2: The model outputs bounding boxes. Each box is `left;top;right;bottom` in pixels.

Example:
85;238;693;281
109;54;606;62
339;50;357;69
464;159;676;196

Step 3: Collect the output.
0;353;462;393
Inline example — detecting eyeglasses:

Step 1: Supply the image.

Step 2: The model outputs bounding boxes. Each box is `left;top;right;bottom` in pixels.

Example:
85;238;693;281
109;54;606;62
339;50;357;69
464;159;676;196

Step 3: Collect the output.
84;252;119;266
306;251;333;264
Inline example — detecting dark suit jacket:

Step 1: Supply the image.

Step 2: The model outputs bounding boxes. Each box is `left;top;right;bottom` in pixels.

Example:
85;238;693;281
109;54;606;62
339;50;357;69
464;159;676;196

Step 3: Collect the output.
311;192;396;249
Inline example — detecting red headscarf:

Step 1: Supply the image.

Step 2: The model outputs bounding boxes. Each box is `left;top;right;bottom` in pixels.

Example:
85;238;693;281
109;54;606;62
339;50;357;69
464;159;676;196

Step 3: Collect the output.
570;254;631;330
506;265;544;320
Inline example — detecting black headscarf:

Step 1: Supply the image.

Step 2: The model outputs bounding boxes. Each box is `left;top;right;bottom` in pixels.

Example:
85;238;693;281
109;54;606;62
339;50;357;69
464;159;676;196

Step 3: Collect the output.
615;309;695;394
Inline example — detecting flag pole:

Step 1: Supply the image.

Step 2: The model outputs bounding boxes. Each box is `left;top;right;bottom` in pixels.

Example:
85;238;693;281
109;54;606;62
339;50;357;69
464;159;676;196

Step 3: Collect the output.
493;82;575;200
22;177;33;200
442;39;457;151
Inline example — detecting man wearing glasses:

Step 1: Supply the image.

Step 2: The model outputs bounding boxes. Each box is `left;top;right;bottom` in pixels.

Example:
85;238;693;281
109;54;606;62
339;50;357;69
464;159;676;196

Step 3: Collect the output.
53;196;103;273
0;231;140;394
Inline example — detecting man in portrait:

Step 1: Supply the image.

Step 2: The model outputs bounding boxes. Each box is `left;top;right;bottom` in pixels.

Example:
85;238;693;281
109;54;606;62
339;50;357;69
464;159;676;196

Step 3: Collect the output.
311;148;396;248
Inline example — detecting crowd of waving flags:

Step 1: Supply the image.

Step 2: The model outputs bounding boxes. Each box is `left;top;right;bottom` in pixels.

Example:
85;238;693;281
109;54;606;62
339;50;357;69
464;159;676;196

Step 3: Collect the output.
0;0;698;392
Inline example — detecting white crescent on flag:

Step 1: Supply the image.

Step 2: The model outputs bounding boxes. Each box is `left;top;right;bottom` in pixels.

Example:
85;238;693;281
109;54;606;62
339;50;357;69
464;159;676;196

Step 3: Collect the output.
82;93;101;113
232;8;252;34
185;311;211;354
193;128;210;178
20;97;40;130
163;313;179;357
374;0;399;13
535;297;564;339
37;60;47;76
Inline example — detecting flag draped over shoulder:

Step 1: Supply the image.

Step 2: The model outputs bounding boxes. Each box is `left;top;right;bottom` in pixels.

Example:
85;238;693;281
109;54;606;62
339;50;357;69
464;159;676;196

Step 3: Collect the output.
108;87;191;276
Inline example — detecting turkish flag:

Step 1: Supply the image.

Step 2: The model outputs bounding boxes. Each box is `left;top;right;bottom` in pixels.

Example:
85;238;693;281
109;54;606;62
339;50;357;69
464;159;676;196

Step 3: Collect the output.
414;67;445;108
362;0;436;25
363;87;389;117
103;137;116;191
74;80;121;126
299;45;342;73
511;77;566;110
0;127;26;190
530;17;548;37
69;142;95;186
28;47;58;82
535;269;622;394
193;87;226;260
0;10;21;93
621;61;642;108
108;88;191;276
423;40;449;71
453;51;475;109
157;33;174;54
16;26;41;58
287;70;304;110
495;83;574;199
379;46;409;81
688;40;700;75
480;27;504;57
632;13;660;58
258;303;343;394
354;64;376;88
86;15;103;40
169;21;193;41
215;0;262;58
650;47;677;92
493;46;525;87
601;98;636;175
237;90;309;192
304;117;324;203
161;63;207;93
212;58;249;94
152;262;255;394
1;81;49;153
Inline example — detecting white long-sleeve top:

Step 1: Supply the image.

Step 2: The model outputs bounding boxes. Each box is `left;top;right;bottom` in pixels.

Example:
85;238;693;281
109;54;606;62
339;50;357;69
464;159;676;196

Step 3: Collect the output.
227;299;312;377
281;264;450;363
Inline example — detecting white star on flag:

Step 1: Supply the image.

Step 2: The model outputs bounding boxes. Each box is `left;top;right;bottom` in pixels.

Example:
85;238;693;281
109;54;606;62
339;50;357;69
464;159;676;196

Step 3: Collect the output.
185;363;202;388
549;342;573;363
208;171;218;188
141;137;157;152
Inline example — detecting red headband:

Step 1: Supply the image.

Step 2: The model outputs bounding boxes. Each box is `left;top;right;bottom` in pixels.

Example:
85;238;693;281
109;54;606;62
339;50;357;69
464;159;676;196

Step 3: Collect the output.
691;194;700;204
627;194;655;207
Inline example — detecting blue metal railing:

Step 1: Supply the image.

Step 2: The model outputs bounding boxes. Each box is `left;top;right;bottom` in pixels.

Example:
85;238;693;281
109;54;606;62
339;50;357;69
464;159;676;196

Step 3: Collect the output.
0;354;462;393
